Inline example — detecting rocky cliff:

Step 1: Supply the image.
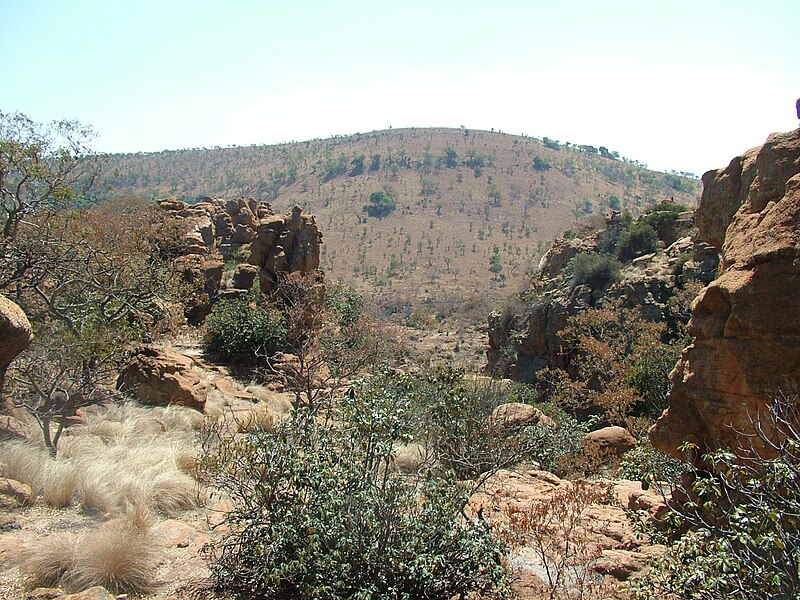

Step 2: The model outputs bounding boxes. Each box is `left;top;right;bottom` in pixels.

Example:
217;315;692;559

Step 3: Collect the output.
157;197;322;321
487;208;713;381
650;128;800;459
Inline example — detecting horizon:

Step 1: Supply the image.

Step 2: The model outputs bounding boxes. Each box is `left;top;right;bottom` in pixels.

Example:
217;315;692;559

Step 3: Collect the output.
1;0;798;176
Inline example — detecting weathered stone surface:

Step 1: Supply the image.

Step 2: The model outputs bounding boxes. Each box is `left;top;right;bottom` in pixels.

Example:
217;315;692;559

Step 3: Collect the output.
63;587;115;600
471;470;661;588
116;346;207;411
157;197;322;319
651;128;800;459
0;294;33;393
490;402;556;431
582;426;637;457
0;477;33;507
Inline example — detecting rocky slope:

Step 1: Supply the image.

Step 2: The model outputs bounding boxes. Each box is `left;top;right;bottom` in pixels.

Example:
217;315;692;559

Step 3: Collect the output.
650;128;800;459
102;128;700;318
487;208;716;381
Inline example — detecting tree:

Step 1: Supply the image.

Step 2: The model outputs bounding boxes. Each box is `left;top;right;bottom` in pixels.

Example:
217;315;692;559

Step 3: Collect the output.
489;253;503;279
443;146;458;168
5;202;185;456
1;111;100;240
363;190;396;218
0;116;185;457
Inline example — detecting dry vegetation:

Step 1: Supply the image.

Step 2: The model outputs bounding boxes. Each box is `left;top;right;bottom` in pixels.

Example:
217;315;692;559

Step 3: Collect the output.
101;127;700;321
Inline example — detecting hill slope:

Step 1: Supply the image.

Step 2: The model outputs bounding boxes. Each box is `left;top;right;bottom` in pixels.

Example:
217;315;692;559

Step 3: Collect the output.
101;128;700;320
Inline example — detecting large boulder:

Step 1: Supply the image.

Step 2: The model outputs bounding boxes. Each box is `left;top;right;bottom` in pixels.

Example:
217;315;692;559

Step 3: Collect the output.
116;346;207;411
651;128;800;459
0;295;32;393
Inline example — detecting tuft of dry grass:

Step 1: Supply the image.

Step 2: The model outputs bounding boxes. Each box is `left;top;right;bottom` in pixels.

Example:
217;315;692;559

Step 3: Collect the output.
22;513;160;595
0;401;201;516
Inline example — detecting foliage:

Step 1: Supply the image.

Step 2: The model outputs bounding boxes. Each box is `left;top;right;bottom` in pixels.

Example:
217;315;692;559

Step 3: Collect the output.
596;211;633;255
619;440;686;487
568;252;621;290
0;110;100;240
526;408;593;475
199;399;511;600
630;394;800;599
413;368;536;484
616;221;658;261
640;200;687;231
533;156;551;171
662;173;694;193
545;302;672;434
324;280;364;327
2;197;185;456
363;190;396;218
501;481;617;599
442;146;458;168
204;287;287;362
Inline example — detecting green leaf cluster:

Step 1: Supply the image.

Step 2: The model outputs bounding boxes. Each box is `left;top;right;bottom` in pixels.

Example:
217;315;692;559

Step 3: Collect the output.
200;375;511;599
204;291;287;361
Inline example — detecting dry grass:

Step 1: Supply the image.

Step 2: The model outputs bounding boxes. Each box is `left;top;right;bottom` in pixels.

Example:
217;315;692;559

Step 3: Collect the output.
0;401;201;516
21;513;159;595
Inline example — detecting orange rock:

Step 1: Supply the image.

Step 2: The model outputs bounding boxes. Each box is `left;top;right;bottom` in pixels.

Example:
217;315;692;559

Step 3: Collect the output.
651;128;800;460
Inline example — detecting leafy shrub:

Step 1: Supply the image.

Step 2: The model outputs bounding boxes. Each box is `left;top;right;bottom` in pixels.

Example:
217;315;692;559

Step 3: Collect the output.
616;221;658;261
364;190;397;218
631;395;800;599
324;280;364;326
533;156;551;171
199;401;510;599
204;293;286;361
640;200;687;230
619;440;685;486
569;253;621;290
414;368;535;481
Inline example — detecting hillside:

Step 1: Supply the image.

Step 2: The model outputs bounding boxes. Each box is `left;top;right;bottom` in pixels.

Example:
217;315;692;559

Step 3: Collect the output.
101;128;700;320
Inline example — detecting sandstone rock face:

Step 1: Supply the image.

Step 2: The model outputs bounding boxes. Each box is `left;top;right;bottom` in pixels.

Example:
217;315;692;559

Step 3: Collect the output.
470;470;668;592
0;294;32;392
157;197;322;321
116;346;207;411
651;128;800;459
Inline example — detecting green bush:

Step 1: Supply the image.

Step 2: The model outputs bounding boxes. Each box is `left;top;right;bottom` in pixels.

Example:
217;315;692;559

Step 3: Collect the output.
616;221;658;261
364;190;396;218
204;295;286;361
619;440;685;487
569;252;621;290
324;281;364;327
630;395;800;599
199;390;510;599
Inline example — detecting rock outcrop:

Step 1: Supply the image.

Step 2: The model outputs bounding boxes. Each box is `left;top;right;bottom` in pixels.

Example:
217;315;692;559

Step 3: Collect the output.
116;346;207;411
488;210;710;381
0;295;33;394
157;197;322;321
650;128;800;459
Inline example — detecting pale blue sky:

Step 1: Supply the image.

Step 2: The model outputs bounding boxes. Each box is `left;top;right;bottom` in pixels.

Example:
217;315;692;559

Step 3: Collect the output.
1;0;797;175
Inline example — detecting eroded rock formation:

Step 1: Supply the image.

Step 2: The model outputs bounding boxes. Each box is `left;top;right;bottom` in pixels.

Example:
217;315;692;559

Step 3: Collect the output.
487;210;709;381
650;128;800;459
157;197;322;321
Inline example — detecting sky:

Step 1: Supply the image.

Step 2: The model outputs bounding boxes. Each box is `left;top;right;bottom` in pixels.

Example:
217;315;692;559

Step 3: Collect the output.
1;0;797;176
